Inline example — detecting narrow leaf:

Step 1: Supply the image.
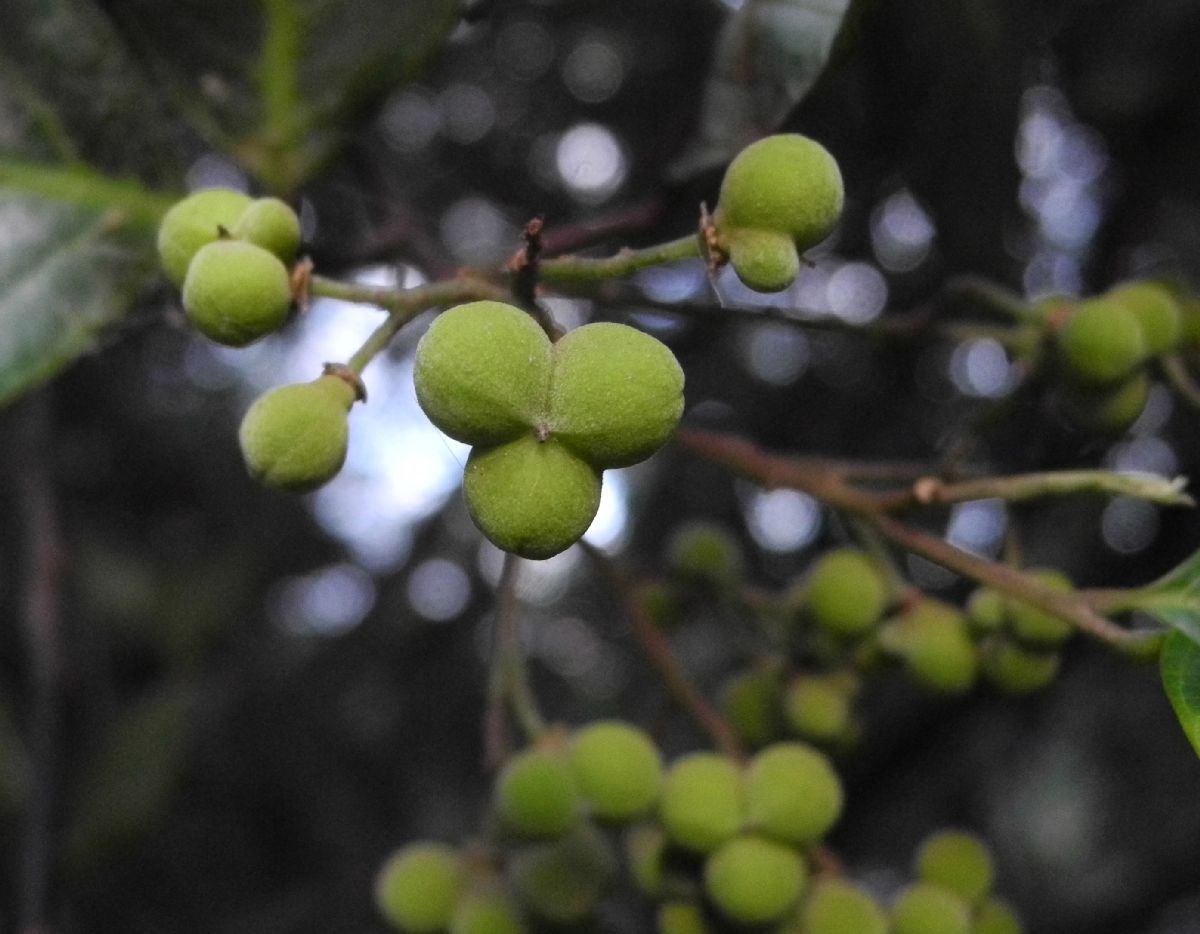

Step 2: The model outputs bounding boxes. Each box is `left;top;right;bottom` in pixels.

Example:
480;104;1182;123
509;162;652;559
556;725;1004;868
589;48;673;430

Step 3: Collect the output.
1160;631;1200;759
1121;549;1200;645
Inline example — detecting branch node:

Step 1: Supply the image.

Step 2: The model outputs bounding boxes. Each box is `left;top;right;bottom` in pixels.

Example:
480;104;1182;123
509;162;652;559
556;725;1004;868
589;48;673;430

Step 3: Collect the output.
322;361;368;402
290;256;314;311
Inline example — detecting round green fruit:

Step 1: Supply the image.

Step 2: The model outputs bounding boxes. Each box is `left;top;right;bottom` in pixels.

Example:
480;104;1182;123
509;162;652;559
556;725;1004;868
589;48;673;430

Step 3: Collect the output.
726;228;801;294
784;673;856;744
508;825;615;925
973;897;1023;934
890;883;972;934
549;322;685;468
879;600;978;694
1107;281;1182;356
659;752;744;854
495;748;580;839
231;196;302;263
1057;297;1146;384
1007;569;1073;647
980;638;1059;695
916;829;995;904
799;878;889;934
568;720;663;822
743;742;843;846
805;548;889;638
463;436;601;560
657;901;712;934
703;835;807;925
157;187;252;287
966;587;1006;635
414;301;552;447
666;521;744;586
375;842;467;933
450;891;526;934
721;667;785;748
238;375;356;493
625;823;669;898
182;239;292;346
715;134;844;253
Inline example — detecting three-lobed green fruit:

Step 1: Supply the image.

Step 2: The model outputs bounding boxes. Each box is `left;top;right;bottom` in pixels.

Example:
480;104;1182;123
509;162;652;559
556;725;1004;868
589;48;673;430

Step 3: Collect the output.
1057;297;1146;384
182;239;292;346
703;834;807;925
743;742;843;846
1107;281;1183;356
375;842;467;933
157;188;253;287
798;878;889;934
495;748;580;839
916;830;995;904
890;882;972;934
567;720;663;822
659;752;744;853
238;374;356;493
804;548;889;638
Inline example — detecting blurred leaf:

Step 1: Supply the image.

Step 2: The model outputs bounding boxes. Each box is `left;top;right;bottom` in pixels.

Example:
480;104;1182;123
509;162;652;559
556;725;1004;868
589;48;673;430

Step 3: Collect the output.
1160;631;1200;760
1121;549;1200;644
673;0;854;178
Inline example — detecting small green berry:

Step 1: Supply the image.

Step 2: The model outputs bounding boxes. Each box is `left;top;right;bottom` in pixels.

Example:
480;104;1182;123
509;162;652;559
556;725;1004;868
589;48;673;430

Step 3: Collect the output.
666;521;745;586
725;229;801;294
508;825;615;925
784;673;856;744
973;897;1023;934
495;748;580;839
879;600;978;694
568;720;663;822
980;637;1060;695
721;667;785;748
375;842;467;933
463;436;601;560
743;742;843;846
549;322;685;468
657;901;713;934
660;752;744;854
1007;569;1073;647
1107;281;1183;356
703;835;807;925
182;239;292;346
238;375;356;493
916;829;995;904
635;579;683;629
805;548;889;638
966;587;1006;635
1057;297;1146;384
625;823;669;898
231;196;302;263
157;187;252;287
450;892;526;934
891;882;972;934
799;878;889;934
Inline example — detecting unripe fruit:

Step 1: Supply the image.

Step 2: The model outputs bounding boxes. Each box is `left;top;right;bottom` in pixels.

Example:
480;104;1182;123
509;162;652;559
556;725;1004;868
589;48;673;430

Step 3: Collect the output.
568;720;663;822
725;229;800;294
549;322;685;468
805;548;889;638
231;196;302;263
1088;371;1150;430
799;878;889;934
1057;297;1146;384
636;579;683;629
916;830;995;904
980;637;1059;695
463;437;601;560
879;600;978;694
509;825;615;925
157;187;252;287
784;673;856;744
890;882;972;934
375;842;467;933
1007;569;1073;647
414;301;552;447
658;901;712;934
743;742;843;846
1107;281;1182;356
495;748;580;839
973;897;1023;934
450;891;526;934
625;823;669;898
182;239;292;346
666;521;745;586
721;667;785;748
966;587;1006;635
660;752;744;853
703;835;807;925
238;375;355;493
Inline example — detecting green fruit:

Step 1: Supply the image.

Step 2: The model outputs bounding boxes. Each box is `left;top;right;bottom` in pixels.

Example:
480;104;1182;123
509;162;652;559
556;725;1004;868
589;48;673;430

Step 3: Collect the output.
784;674;855;744
157;188;253;287
980;638;1059;694
231;196;302;263
238;375;356;493
1107;281;1182;356
450;891;526;934
414;301;553;447
743;742;843;846
660;752;744;854
703;835;807;925
549;322;685;468
916;830;995;904
799;878;889;934
1089;372;1150;430
716;134;844;253
625;823;668;898
657;901;712;934
666;521;744;586
495;748;580;838
636;579;683;629
463;436;601;560
568;720;663;822
509;825;615;925
879;600;978;694
805;548;889;638
1057;297;1146;384
726;228;801;294
375;842;467;933
966;587;1006;635
182;239;292;346
973;897;1023;934
891;883;972;934
1007;569;1073;647
721;667;785;748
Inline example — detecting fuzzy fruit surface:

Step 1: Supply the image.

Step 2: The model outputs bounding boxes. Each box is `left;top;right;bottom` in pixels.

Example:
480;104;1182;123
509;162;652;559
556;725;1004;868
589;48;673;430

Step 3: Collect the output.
805;548;888;638
916;829;995;904
1108;281;1183;356
725;228;801;293
495;748;580;838
157;188;252;287
463;436;601;560
880;600;977;694
238;376;355;493
659;752;744;853
568;721;663;822
182;239;292;346
890;882;972;934
800;878;889;934
704;835;807;925
1057;297;1146;384
508;825;615;925
231;197;302;263
743;742;843;845
450;893;526;934
375;842;466;933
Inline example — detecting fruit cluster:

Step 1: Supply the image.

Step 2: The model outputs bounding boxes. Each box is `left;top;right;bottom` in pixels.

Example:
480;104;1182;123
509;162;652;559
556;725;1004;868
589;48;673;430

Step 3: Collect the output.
413;300;685;559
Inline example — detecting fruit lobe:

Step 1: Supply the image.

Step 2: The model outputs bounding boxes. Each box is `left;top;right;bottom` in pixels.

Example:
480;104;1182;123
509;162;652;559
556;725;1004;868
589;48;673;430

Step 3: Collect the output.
659;752;744;853
182;239;292;346
890;882;972;934
805;548;888;638
725;228;801;294
703;835;807;925
231;196;302;263
799;878;889;934
568;720;663;822
743;742;843;845
495;748;580;839
508;825;615;925
375;842;467;933
1107;281;1182;356
1057;297;1146;384
157;188;253;287
1007;569;1073;646
916;829;995;904
879;600;978;694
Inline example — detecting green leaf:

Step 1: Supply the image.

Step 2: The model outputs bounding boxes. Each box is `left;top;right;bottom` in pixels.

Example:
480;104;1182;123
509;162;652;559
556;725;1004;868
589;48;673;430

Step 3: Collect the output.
1120;549;1200;645
1160;630;1200;759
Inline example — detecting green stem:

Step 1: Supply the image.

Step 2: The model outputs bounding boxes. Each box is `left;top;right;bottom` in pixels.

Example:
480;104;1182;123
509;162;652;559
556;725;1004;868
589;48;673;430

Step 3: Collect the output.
498;553;547;743
0;159;175;227
537;234;702;284
880;469;1193;510
1160;354;1200;412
